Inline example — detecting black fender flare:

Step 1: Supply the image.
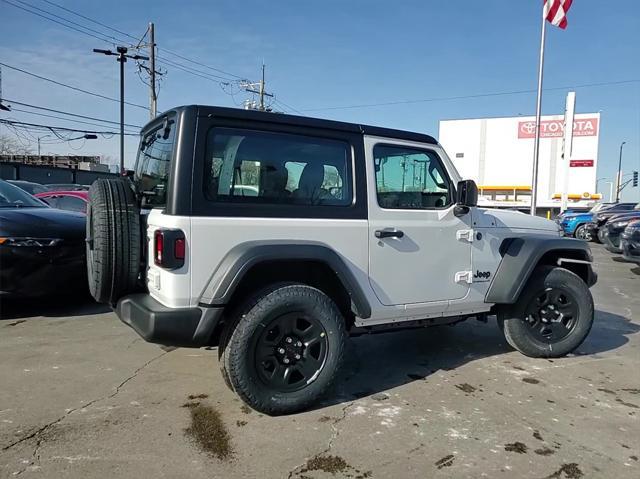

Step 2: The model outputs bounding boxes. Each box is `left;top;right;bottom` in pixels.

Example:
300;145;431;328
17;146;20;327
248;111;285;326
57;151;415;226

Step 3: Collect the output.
198;241;371;319
485;236;594;304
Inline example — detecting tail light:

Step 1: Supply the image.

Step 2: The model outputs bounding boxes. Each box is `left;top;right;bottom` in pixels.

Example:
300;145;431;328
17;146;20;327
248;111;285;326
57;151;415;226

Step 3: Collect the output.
154;229;186;269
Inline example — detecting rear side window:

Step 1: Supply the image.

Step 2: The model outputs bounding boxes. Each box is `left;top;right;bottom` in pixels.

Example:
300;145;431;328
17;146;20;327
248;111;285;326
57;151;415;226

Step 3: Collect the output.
134;115;176;207
203;128;352;206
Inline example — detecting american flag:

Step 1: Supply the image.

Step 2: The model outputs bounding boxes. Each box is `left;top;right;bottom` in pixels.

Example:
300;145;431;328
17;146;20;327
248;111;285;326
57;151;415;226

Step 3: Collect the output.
544;0;573;29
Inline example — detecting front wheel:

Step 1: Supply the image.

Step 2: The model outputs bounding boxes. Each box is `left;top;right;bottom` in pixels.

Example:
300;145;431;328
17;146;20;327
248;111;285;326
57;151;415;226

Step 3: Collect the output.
221;284;347;415
574;224;591;241
499;266;594;358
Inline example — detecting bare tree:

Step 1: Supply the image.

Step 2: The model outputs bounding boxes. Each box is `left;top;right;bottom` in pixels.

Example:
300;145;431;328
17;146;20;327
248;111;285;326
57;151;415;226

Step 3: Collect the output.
0;134;33;155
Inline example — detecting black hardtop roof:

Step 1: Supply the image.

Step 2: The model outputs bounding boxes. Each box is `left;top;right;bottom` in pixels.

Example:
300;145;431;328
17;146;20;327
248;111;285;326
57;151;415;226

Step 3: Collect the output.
166;105;438;145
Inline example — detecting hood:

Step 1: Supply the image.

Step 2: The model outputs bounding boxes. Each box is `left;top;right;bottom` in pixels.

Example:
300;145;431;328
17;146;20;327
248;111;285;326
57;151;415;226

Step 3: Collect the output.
0;207;85;239
562;212;593;221
607;211;640;224
474;208;559;232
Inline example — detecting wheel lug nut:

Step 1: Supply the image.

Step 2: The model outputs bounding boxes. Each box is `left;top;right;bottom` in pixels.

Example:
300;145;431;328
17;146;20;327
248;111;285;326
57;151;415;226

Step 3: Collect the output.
295;354;301;360
285;337;292;343
283;358;290;364
296;341;302;347
278;348;285;354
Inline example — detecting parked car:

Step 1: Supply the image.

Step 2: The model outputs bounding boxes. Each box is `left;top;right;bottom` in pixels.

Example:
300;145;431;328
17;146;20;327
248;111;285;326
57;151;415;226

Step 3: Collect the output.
585;202;639;243
45;183;91;192
6;180;50;195
0;179;86;297
559;211;594;239
621;220;640;264
86;105;597;415
35;190;89;214
601;210;640;254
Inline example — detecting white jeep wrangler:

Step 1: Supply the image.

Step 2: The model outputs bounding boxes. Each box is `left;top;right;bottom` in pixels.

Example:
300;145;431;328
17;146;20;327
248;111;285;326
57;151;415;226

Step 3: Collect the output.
87;106;597;415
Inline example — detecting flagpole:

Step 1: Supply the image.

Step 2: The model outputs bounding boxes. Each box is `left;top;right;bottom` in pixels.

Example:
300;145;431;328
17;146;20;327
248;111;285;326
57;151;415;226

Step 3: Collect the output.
530;11;547;216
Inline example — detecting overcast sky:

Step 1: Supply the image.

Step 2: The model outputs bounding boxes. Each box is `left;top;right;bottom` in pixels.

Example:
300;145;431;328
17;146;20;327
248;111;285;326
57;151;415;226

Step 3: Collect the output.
1;0;639;201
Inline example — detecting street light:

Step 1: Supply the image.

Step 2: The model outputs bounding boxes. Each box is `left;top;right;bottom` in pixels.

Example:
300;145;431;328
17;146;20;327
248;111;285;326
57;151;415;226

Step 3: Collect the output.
93;46;148;174
37;134;52;156
615;141;626;202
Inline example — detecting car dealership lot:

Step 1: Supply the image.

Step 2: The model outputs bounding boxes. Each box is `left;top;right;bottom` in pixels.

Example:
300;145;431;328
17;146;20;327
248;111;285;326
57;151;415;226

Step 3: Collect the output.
1;246;638;479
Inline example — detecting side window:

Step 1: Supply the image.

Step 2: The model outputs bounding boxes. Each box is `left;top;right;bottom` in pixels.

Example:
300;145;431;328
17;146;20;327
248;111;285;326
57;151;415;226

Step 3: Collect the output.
203;128;352;206
373;145;453;209
41;195;57;208
58;196;87;213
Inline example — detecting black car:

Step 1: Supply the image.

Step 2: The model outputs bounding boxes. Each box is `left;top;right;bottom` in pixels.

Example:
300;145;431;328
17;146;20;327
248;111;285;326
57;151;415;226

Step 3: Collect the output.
621;220;640;264
0;179;86;297
585;202;639;243
602;210;640;253
7;180;50;195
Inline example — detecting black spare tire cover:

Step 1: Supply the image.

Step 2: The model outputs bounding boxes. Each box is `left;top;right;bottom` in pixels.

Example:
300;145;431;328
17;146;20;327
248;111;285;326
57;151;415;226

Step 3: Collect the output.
86;179;141;304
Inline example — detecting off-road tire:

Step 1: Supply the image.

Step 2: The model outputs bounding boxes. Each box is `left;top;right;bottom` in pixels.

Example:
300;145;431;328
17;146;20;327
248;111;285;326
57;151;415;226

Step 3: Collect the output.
221;283;347;415
86;179;141;305
499;266;594;358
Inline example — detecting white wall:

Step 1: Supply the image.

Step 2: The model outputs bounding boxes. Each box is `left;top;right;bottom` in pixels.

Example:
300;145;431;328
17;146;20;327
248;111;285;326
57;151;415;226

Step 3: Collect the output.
439;113;599;206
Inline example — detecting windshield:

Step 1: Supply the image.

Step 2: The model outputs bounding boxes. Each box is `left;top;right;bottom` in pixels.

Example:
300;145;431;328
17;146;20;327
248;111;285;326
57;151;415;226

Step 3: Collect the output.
0;180;48;208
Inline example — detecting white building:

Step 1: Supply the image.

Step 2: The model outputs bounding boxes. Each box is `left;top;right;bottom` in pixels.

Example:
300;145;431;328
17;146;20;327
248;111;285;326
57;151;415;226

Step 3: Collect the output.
439;113;601;209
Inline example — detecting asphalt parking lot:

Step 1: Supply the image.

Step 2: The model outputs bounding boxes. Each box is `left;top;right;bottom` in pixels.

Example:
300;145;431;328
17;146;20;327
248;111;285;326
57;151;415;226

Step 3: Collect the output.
1;245;638;479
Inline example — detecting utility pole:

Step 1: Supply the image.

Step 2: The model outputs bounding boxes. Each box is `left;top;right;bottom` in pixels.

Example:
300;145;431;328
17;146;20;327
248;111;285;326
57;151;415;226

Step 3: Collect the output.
615;141;626;202
241;64;273;111
93;47;148;174
149;22;157;119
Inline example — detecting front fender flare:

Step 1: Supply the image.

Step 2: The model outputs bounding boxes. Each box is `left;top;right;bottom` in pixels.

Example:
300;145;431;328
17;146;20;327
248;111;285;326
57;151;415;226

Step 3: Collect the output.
485;236;593;304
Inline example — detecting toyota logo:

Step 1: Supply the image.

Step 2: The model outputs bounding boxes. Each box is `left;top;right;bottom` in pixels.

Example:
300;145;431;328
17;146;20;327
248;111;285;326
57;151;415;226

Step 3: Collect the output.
520;122;536;134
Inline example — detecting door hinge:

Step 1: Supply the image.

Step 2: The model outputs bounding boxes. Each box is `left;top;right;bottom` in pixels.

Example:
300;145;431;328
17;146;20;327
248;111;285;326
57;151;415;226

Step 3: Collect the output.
455;271;473;284
456;229;474;242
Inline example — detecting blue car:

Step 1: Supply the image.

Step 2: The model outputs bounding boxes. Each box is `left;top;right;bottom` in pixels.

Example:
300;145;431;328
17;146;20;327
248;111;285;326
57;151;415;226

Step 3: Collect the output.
559;212;593;239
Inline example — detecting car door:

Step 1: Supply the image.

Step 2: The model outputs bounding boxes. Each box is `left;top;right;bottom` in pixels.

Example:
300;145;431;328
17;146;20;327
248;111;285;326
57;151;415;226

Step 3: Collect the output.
366;137;472;306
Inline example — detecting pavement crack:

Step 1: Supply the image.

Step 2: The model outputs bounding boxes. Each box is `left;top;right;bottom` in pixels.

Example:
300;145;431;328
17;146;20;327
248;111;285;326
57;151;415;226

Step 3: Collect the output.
286;401;356;479
1;349;170;456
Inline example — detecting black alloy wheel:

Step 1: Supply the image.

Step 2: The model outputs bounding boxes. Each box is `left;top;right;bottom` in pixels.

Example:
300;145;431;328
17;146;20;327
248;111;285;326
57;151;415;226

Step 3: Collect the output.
523;287;579;343
251;312;328;392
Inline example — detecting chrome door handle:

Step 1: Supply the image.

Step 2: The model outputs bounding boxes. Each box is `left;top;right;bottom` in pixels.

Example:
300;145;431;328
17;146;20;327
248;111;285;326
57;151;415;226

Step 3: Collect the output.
375;228;404;239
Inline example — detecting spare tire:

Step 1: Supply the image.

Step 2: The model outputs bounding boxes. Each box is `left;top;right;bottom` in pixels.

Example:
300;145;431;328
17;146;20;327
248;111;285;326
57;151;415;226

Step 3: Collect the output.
87;179;141;305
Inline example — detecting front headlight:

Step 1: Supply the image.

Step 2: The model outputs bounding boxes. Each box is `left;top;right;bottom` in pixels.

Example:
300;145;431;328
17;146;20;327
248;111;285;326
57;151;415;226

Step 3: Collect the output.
612;221;630;229
0;237;62;247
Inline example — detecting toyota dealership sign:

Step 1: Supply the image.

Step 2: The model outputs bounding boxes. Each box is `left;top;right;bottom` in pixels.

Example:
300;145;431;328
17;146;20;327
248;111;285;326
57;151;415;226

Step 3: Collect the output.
518;117;599;139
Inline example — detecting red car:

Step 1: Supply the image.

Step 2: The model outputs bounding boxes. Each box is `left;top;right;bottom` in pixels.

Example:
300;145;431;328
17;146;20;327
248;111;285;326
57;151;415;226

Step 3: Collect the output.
35;190;89;214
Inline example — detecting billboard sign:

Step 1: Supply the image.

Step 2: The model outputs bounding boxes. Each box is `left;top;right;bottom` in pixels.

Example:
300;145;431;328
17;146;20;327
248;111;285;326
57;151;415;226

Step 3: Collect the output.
518;117;599;139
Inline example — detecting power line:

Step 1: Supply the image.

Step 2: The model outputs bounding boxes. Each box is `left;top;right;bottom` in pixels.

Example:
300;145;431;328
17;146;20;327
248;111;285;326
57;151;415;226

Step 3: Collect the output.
9;107;139;133
40;0;140;42
0;62;149;110
1;0;118;45
1;98;142;128
303;79;640;112
0;118;138;136
34;0;247;81
272;98;305;116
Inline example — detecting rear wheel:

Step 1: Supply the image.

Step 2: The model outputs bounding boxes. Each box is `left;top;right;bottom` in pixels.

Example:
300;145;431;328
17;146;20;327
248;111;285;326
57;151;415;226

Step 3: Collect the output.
86;179;141;305
221;284;347;415
499;266;594;358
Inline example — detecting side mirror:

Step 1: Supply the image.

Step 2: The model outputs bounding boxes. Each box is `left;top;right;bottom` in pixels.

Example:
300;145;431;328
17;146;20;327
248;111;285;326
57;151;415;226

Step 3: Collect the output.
454;179;478;216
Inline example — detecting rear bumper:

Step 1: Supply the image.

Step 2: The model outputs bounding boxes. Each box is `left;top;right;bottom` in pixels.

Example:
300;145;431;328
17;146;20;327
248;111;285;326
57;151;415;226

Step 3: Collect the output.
116;294;223;347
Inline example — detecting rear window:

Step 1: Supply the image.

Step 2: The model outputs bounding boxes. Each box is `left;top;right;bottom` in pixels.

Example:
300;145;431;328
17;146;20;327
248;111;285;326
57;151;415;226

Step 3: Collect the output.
134;115;176;207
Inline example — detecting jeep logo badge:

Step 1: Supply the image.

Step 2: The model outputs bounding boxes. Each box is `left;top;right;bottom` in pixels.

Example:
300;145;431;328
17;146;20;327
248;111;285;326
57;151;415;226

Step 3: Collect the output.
473;270;491;281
